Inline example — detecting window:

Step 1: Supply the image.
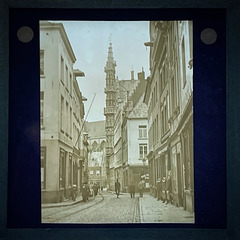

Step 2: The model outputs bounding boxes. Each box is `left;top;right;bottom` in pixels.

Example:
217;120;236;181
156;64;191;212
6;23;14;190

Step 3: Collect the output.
70;73;72;95
41;147;46;189
161;109;164;135
156;81;158;102
165;61;168;86
60;56;64;83
40;50;44;75
184;131;191;190
60;96;64;131
166;97;169;130
90;170;94;176
69;155;72;187
159;68;162;95
70;107;72;137
181;38;186;87
139;144;147;159
162;63;165;87
96;170;100;176
164;105;167;131
59;149;65;188
40;91;44;128
171;76;176;112
139;125;147;138
154;121;156;145
66;102;69;135
65;66;68;90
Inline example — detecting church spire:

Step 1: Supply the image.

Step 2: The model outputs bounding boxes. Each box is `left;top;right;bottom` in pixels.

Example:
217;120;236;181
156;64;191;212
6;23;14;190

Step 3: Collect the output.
104;36;117;158
105;36;116;72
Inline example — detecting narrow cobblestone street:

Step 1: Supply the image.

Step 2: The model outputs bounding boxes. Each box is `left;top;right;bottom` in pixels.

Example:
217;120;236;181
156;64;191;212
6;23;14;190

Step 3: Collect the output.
42;191;194;224
42;191;140;223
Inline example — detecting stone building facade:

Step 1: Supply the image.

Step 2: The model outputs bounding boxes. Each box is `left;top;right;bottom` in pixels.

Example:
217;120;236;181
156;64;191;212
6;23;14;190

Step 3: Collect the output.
144;21;194;213
121;71;149;192
40;21;88;203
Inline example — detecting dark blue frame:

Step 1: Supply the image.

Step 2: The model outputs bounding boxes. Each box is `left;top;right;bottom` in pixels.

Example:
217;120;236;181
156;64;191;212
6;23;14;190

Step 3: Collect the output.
0;2;238;240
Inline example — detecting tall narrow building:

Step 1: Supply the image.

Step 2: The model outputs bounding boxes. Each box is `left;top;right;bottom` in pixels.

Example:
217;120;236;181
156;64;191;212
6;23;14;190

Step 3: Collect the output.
104;42;117;188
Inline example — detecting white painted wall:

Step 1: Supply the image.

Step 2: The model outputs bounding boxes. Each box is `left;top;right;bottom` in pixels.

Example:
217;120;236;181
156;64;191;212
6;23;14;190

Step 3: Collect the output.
127;118;148;166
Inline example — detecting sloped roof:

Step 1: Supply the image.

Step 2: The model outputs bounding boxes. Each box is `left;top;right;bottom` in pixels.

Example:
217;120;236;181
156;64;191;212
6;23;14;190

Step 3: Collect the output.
128;94;148;119
117;80;139;103
130;78;147;108
85;120;106;138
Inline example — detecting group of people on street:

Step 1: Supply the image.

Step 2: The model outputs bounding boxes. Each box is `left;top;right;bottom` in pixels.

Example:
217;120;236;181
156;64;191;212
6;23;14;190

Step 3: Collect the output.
114;178;146;199
81;182;99;202
79;174;172;203
156;172;173;204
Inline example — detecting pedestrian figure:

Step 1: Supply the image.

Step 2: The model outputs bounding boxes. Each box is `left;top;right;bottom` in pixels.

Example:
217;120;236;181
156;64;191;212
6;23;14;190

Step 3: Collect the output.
82;182;88;202
85;182;90;201
115;179;121;198
162;177;167;203
138;179;145;198
156;178;162;201
129;181;135;198
93;183;98;197
70;184;77;201
166;172;173;204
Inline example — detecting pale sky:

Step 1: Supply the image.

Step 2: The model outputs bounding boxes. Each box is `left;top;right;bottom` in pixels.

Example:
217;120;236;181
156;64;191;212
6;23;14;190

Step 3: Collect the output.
56;21;150;122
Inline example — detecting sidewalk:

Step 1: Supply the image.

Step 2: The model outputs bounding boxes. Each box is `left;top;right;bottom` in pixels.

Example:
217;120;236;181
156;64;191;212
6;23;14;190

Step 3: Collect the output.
42;194;87;208
139;192;194;223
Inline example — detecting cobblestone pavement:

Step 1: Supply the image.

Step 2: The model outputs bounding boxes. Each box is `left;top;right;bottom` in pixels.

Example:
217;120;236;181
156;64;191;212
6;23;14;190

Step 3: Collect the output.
42;191;194;224
42;191;140;224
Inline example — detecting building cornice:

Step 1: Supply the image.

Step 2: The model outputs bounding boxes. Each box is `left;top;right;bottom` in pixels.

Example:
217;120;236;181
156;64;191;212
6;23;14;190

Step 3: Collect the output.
40;21;76;63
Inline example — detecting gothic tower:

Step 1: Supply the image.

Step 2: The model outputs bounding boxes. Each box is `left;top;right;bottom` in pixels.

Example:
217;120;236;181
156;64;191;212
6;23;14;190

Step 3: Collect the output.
104;41;116;182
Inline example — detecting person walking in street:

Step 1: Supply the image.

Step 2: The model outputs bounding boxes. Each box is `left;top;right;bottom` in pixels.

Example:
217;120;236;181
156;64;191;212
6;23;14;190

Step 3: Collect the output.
93;183;98;197
156;178;162;201
85;182;90;201
82;182;88;202
138;179;145;198
115;179;121;198
162;177;167;203
70;184;77;201
129;181;135;198
166;172;173;204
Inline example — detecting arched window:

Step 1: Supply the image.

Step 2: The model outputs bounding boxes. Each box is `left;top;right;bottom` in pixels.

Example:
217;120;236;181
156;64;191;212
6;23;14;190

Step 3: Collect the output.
100;140;106;151
92;141;98;151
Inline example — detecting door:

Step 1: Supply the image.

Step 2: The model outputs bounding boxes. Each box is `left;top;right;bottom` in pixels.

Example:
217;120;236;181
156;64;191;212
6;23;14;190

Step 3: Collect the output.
176;153;183;206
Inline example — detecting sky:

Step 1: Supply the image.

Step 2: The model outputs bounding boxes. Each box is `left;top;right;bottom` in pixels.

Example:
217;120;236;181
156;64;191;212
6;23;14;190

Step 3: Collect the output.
55;21;150;122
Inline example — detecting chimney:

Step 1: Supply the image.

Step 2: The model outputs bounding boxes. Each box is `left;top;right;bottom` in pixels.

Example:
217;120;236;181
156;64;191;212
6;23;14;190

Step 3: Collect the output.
138;68;145;81
131;70;134;80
